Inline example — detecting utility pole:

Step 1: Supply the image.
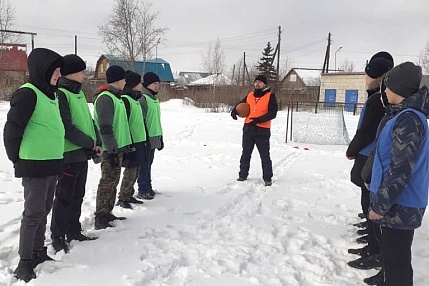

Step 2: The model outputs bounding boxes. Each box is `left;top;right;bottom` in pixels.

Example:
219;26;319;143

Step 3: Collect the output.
0;29;37;50
242;51;246;86
276;26;282;82
322;32;331;73
74;35;78;55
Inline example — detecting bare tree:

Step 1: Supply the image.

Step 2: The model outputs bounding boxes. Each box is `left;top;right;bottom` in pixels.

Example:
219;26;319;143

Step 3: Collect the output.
230;59;243;85
340;58;355;72
279;56;292;80
202;38;226;75
0;0;21;46
98;0;167;70
419;41;429;74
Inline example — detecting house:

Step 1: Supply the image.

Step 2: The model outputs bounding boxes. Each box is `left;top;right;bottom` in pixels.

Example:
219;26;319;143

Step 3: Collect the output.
279;68;321;101
319;72;367;111
94;55;174;82
176;71;210;85
0;44;28;99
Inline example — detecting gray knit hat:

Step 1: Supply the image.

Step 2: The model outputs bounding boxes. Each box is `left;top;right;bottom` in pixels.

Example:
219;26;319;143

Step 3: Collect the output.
384;62;422;98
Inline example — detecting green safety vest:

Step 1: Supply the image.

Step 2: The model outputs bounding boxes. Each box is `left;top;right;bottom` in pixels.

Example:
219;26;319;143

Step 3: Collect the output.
19;83;65;160
121;94;147;143
143;94;163;137
59;88;97;152
94;91;132;150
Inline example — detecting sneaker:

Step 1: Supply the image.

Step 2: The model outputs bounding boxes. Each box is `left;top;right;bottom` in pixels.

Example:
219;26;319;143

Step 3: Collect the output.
67;232;98;242
116;199;133;209
358;212;367;219
51;236;70;254
357;228;368;235
348;245;368;256
94;215;114;230
137;193;155;200
347;254;382;270
149;189;157;196
32;247;54;268
105;212;126;222
236;177;247;181
356;235;369;244
364;269;384;285
14;259;36;282
353;221;368;228
128;197;144;204
264;180;272;186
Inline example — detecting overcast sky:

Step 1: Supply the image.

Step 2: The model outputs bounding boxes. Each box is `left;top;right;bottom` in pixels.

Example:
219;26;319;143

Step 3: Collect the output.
10;0;429;75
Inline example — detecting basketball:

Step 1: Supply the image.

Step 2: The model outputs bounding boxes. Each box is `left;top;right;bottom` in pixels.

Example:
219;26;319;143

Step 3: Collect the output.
236;103;250;118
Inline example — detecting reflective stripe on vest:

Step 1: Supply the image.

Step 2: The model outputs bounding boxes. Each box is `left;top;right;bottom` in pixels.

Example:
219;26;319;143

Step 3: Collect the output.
94;91;132;150
143;93;163;137
19;83;65;160
244;91;272;128
59;88;97;152
121;94;147;143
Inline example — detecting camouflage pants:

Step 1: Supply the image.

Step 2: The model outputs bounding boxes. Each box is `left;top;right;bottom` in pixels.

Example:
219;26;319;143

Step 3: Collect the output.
118;167;139;201
95;154;123;216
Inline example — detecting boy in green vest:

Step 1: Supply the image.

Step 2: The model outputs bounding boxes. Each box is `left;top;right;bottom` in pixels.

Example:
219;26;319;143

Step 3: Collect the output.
138;72;164;200
93;65;132;229
50;54;102;253
117;70;147;209
4;48;64;282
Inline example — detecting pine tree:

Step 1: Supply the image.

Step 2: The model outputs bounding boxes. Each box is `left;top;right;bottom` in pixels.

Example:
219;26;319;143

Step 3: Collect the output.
256;42;277;84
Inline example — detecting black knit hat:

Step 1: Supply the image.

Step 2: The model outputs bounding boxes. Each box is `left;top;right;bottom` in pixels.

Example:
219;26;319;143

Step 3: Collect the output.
125;70;142;89
106;65;126;83
365;57;394;79
384;62;422;98
142;72;160;87
370;51;394;64
61;54;86;76
254;74;267;85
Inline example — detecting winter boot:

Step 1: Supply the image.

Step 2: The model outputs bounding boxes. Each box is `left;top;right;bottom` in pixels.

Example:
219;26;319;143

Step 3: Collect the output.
347;254;382;270
14;259;36;282
264;180;272;186
353;221;368;228
105;212;126;222
357;228;368;235
128;197;144;204
364;269;385;285
137;193;155;200
236;177;247;181
356;235;369;244
52;236;70;253
94;215;113;230
116;199;133;209
149;189;157;197
67;232;98;242
32;247;54;268
348;245;368;256
358;212;367;219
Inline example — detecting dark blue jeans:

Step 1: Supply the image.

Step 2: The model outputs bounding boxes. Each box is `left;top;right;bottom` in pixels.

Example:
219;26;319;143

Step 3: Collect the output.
138;146;155;194
239;128;272;181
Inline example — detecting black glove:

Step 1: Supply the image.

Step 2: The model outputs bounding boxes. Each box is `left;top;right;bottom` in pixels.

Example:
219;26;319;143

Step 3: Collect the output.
249;117;261;125
158;136;164;151
107;153;120;168
230;107;238;120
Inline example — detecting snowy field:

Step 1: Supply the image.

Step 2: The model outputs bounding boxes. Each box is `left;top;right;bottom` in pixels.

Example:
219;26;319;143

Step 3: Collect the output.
0;99;428;285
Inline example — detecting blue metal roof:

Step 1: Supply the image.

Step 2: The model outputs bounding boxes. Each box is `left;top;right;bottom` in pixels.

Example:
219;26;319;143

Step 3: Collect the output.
104;55;174;82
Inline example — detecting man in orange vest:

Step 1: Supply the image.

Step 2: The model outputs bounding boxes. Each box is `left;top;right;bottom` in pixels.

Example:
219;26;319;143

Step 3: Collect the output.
231;75;278;186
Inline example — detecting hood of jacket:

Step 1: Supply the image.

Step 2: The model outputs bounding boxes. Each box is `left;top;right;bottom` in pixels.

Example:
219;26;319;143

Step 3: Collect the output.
386;86;429;118
121;86;142;100
142;86;157;99
27;48;63;97
58;77;82;94
253;86;271;97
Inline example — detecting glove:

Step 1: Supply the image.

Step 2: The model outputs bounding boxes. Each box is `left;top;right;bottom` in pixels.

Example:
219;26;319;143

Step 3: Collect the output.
230;107;238;120
249;117;261;125
107;153;120;168
158;136;164;151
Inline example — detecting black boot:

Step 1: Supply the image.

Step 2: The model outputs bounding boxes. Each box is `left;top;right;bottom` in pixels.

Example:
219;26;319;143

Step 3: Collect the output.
105;212;126;222
116;199;133;209
357;228;368;235
347;254;382;270
52;236;70;253
128;197;144;204
137;193;155;200
356;235;369;244
14;259;36;282
94;215;113;230
67;232;98;242
32;247;54;268
353;221;368;228
364;269;384;285
348;245;368;256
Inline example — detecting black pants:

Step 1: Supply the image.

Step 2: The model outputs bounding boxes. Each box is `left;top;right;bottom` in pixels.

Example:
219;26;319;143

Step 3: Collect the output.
51;161;88;238
239;129;272;181
381;227;414;286
138;147;155;195
367;220;381;254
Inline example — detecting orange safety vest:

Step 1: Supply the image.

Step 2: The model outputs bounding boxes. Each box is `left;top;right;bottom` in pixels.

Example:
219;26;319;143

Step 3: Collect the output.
244;91;272;128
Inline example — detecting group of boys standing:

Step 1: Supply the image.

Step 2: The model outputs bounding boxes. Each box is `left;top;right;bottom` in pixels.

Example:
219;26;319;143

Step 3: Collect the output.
4;48;163;282
347;51;429;286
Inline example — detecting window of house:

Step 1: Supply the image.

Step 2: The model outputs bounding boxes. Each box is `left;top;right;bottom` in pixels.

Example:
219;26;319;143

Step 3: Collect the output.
290;74;296;82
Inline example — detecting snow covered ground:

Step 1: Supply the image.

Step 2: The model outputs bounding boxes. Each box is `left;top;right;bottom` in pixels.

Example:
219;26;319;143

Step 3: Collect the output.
0;99;428;285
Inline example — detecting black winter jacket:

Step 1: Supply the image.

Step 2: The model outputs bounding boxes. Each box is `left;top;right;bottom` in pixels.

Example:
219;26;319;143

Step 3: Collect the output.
3;48;64;178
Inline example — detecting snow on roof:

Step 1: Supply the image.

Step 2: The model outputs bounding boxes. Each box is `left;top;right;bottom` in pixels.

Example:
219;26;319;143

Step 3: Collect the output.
188;74;231;86
294;69;321;86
